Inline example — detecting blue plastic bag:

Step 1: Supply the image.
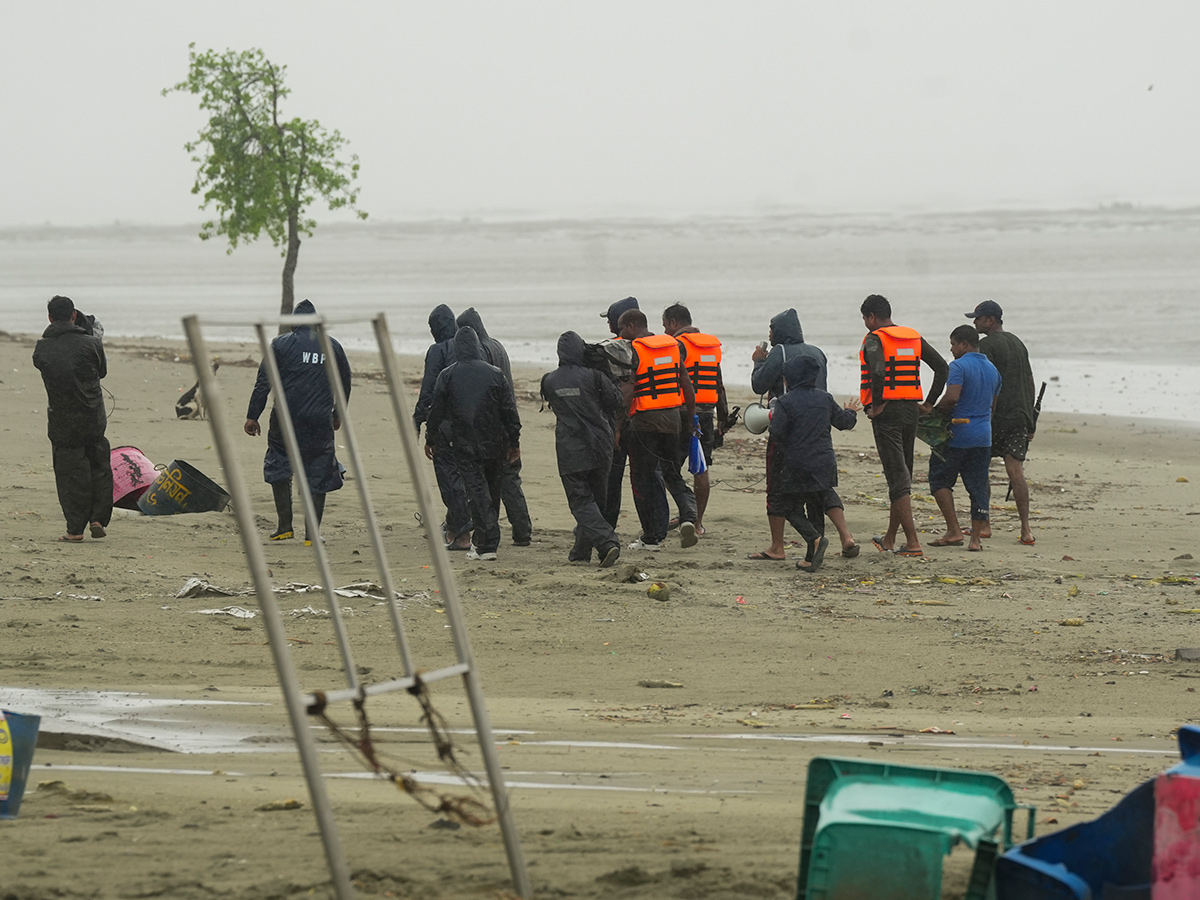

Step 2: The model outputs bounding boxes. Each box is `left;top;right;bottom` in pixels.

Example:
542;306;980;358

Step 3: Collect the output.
688;415;707;475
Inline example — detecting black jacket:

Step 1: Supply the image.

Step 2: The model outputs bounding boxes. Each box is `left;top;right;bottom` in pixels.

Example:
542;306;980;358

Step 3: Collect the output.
246;300;352;489
413;304;458;433
456;307;514;387
540;331;622;475
768;355;857;494
427;326;521;460
751;308;829;398
33;320;107;446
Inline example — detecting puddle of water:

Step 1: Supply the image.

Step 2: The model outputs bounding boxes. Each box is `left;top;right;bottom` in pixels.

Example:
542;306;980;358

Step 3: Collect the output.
2;687;274;754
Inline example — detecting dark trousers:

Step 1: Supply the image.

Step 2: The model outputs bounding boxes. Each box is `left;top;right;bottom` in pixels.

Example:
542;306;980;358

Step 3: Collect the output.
604;426;628;529
432;449;472;538
627;428;696;545
458;454;504;554
271;479;326;538
774;491;825;545
501;457;532;543
52;437;113;535
561;467;617;559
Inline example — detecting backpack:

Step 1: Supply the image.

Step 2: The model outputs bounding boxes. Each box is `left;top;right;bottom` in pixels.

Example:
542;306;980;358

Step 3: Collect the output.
583;338;635;384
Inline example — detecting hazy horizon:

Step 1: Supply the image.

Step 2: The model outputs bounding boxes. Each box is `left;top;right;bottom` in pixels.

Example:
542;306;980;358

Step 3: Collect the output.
4;1;1199;229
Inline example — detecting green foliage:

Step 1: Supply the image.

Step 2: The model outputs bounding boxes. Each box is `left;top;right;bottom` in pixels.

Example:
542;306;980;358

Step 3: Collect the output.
163;43;366;254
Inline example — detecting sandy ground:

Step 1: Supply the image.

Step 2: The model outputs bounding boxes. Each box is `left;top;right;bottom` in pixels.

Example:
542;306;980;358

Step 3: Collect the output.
2;330;1199;900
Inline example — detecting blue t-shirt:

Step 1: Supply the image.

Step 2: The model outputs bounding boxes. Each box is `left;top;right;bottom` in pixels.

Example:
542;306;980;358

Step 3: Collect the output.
947;352;1002;448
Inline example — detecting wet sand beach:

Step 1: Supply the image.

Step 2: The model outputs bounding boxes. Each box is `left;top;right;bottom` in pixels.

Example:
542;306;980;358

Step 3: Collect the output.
2;332;1198;899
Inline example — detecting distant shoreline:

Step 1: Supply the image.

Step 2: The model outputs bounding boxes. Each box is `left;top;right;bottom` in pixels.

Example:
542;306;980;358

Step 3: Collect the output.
5;202;1200;236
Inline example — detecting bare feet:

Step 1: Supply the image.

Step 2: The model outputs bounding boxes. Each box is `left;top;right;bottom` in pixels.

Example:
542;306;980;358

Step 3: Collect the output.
967;537;983;551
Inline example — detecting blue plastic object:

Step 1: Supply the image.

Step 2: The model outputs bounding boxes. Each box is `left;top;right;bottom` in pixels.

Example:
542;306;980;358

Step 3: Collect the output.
996;725;1200;900
0;710;41;819
995;779;1153;900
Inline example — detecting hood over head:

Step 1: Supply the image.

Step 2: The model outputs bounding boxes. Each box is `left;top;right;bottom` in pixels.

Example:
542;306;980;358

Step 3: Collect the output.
456;307;489;341
783;353;821;390
454;325;485;362
601;296;639;332
292;299;316;332
556;331;586;366
770;308;804;344
428;304;457;342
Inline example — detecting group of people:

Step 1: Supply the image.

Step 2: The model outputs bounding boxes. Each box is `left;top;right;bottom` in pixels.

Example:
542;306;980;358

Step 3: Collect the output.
34;292;1036;567
857;295;1037;558
415;297;730;566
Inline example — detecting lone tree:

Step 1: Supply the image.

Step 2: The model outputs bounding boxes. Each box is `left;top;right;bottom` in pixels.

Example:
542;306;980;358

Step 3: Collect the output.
164;44;366;317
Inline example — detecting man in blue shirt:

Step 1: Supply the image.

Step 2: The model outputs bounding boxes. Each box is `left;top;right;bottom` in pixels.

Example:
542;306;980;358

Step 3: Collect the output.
924;324;1001;552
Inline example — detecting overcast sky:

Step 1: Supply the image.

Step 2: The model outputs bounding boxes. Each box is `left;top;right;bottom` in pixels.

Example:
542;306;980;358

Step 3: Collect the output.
4;1;1197;226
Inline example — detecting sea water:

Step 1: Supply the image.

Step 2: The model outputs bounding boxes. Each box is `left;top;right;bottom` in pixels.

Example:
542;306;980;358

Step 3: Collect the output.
2;208;1198;422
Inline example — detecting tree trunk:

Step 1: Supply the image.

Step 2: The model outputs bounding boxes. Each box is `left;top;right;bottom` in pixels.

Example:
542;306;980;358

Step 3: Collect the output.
279;208;301;331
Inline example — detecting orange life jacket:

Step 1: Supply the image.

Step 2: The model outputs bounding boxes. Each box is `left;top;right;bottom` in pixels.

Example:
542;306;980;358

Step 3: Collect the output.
675;331;722;406
631;334;684;413
859;325;924;406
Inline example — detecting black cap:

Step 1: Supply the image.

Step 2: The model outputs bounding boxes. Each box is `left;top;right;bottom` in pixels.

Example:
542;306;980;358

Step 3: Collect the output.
601;296;639;325
965;300;1003;319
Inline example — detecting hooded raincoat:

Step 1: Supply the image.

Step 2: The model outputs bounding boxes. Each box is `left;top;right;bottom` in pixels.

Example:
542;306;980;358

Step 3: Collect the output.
413;304;458;434
751;308;829;399
33;320;108;446
540;331;621;476
768;355;857;495
426;326;521;460
246;300;352;492
455;307;513;387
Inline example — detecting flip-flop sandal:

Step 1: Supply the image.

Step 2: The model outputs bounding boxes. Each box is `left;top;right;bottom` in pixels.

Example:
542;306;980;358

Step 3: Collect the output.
841;543;860;559
809;536;829;572
894;548;924;558
1019;536;1036;545
871;535;891;552
445;542;471;551
930;538;964;547
57;534;84;543
746;551;786;561
89;522;106;539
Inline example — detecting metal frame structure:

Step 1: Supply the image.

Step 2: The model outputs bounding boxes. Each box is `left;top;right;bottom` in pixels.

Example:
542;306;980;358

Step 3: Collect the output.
182;312;530;900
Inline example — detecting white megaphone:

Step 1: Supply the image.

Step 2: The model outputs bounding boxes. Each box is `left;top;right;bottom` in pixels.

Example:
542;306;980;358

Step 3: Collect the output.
743;401;772;435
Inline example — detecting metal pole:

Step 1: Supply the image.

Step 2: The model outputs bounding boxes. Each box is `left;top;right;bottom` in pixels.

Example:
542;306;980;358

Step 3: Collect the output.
252;322;361;694
182;316;356;900
313;324;414;674
371;315;531;899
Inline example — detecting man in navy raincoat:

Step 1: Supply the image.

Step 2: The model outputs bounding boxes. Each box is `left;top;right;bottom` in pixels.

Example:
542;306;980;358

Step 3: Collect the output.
244;299;351;544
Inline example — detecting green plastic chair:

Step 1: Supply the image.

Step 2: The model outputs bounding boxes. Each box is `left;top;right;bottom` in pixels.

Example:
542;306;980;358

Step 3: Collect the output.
797;757;1036;900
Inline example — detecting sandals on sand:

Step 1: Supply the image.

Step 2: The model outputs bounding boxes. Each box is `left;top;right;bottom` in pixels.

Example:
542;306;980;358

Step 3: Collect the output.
58;534;84;543
842;543;860;559
746;551;786;561
930;537;964;547
1019;536;1036;545
797;536;829;573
